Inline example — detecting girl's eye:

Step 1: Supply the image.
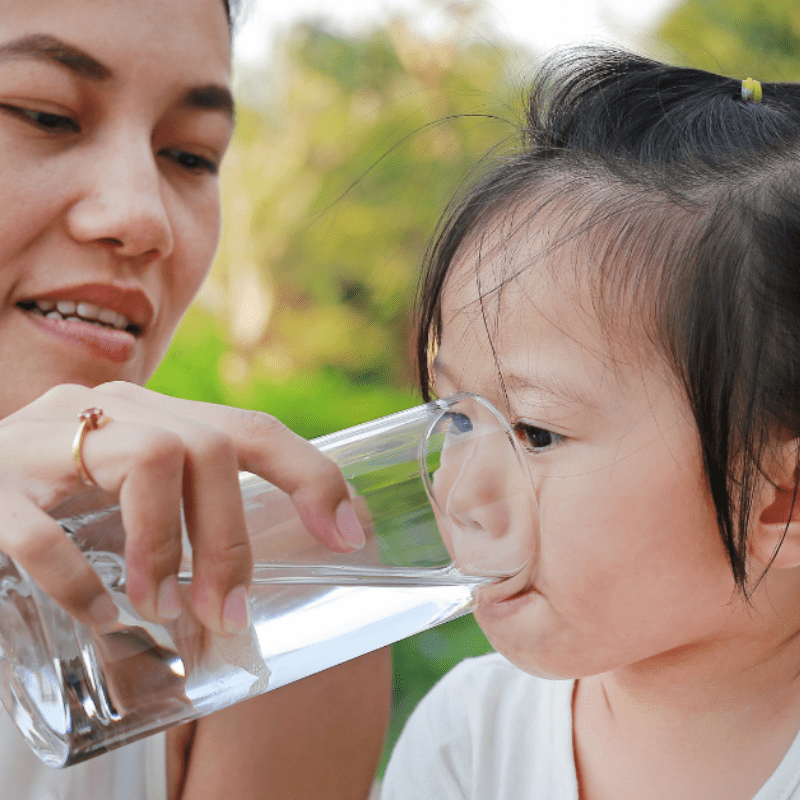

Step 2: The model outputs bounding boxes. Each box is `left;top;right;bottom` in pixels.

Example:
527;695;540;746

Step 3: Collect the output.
513;423;562;452
443;412;473;434
161;148;219;175
1;105;80;133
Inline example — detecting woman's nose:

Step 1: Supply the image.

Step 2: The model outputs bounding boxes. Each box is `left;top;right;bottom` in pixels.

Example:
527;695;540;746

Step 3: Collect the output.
66;136;174;260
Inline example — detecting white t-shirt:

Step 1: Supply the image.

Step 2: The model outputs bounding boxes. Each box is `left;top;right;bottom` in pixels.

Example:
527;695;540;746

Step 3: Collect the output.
0;707;167;800
381;652;800;800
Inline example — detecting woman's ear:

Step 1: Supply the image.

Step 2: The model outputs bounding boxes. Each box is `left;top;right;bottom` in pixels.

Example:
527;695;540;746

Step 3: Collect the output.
750;438;800;569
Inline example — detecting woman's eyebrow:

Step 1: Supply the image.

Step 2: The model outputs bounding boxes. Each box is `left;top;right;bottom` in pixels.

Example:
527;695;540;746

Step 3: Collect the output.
0;34;111;81
180;85;235;121
0;34;235;120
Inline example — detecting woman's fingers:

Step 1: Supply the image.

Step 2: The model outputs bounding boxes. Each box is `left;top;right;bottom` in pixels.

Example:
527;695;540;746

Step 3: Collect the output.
80;413;253;636
0;487;118;627
174;424;252;635
99;424;187;625
214;403;367;553
0;380;365;637
95;382;366;552
0;385;252;635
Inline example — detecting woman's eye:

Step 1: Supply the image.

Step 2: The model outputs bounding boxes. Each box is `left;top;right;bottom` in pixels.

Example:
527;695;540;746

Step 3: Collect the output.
161;148;219;175
513;423;561;452
1;105;80;133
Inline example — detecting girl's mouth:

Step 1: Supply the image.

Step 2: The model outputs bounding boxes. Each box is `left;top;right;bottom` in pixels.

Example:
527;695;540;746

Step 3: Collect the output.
472;561;538;611
17;299;143;337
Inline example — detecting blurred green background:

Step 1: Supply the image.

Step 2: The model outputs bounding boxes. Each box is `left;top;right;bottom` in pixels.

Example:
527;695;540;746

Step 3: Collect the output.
147;0;800;771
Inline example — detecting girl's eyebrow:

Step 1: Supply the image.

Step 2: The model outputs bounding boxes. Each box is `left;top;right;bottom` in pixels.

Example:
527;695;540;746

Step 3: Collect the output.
434;357;595;409
503;372;598;410
0;33;235;120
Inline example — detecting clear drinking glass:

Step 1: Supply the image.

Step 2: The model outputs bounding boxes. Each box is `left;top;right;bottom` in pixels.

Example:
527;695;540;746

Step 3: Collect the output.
0;393;537;767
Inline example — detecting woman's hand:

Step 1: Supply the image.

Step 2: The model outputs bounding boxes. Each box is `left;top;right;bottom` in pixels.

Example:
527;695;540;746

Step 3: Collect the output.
0;381;364;635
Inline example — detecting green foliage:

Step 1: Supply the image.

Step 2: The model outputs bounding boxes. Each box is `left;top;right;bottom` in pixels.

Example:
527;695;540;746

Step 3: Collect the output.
210;19;522;389
147;306;418;435
145;308;229;405
659;0;800;79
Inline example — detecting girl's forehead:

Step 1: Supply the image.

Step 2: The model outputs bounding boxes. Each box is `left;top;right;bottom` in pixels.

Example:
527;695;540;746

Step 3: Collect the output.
442;237;602;372
442;213;593;335
441;191;671;362
437;213;674;403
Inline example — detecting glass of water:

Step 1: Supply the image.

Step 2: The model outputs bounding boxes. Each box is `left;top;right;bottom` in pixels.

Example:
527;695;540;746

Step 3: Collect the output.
0;392;538;766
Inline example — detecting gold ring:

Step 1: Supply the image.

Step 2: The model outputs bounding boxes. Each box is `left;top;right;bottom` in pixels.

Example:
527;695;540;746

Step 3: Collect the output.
72;407;111;486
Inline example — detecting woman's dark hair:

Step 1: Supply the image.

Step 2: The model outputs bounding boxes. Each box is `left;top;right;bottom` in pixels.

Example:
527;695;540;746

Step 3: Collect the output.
416;48;800;592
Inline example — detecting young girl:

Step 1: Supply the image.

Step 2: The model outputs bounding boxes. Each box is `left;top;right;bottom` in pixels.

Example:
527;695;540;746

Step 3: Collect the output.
0;1;388;797
381;49;800;799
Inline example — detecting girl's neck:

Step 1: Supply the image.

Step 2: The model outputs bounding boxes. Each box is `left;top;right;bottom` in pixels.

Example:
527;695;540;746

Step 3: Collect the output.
573;570;800;800
573;671;800;800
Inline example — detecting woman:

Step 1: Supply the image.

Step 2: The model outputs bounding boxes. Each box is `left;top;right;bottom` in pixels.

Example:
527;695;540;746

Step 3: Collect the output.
0;0;391;797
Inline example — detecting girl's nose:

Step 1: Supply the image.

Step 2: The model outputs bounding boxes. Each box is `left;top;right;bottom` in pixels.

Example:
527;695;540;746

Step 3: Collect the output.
434;426;538;577
66;137;174;260
444;436;511;535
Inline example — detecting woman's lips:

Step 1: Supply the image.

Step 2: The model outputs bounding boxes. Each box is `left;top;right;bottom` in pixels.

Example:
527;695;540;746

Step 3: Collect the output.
16;282;153;364
21;298;137;333
17;283;154;333
23;308;138;364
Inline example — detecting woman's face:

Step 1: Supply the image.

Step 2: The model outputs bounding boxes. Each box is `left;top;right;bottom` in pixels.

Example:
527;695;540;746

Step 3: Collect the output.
0;0;233;417
433;222;743;680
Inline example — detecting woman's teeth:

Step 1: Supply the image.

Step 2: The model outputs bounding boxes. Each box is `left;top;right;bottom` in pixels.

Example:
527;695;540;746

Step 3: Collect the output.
22;299;136;333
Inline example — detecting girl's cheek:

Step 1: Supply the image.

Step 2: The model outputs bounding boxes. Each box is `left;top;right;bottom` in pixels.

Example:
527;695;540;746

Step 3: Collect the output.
429;469;456;557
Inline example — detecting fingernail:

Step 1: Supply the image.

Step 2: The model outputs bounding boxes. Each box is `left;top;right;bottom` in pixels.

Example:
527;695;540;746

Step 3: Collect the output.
157;575;182;621
90;593;119;627
222;585;250;634
336;500;365;550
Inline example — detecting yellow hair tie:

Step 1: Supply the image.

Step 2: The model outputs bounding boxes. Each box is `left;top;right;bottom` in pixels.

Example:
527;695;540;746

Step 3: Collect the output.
741;77;762;103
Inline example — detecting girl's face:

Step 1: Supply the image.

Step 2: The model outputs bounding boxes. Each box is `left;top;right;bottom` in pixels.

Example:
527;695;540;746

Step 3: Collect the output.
0;0;233;417
434;223;744;680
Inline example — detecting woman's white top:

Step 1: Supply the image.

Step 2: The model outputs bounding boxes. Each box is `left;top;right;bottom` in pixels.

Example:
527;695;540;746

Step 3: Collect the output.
381;652;800;800
0;707;167;800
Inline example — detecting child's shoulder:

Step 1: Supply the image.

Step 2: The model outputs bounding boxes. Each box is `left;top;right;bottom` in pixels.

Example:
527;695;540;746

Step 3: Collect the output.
430;651;573;728
381;653;578;800
430;651;563;698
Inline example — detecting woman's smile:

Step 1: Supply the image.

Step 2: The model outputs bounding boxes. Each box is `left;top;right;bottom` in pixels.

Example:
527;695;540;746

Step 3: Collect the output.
20;300;138;335
16;283;154;364
21;304;137;364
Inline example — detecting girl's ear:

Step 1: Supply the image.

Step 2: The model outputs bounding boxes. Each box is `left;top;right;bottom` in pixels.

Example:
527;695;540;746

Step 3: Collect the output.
750;439;800;569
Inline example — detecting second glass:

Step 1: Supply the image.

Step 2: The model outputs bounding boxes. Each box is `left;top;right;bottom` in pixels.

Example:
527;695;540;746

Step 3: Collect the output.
0;392;538;767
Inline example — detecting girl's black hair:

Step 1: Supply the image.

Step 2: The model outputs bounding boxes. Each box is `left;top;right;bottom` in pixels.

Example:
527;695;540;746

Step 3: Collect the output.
222;0;241;28
416;48;800;592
